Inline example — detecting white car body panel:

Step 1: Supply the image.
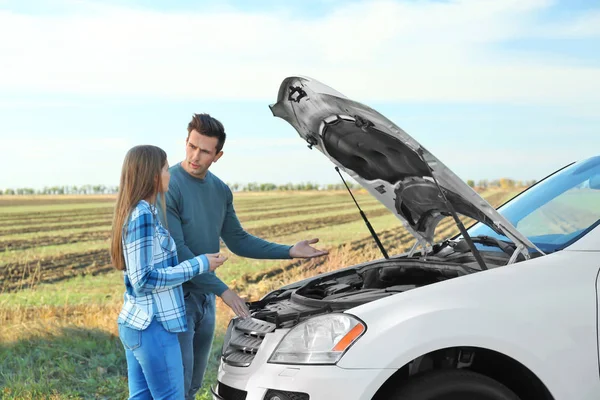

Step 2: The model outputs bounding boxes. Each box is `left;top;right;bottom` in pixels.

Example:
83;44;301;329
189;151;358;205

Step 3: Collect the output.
218;362;393;400
564;224;600;251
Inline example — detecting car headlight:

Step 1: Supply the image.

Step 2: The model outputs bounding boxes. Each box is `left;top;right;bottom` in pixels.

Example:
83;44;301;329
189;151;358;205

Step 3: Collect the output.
268;313;366;365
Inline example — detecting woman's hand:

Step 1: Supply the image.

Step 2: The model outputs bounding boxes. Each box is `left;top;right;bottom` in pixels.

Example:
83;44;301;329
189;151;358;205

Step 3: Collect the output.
205;253;228;271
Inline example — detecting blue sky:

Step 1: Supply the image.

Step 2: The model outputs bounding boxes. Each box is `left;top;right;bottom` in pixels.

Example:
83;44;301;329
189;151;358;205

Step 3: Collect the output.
0;0;599;189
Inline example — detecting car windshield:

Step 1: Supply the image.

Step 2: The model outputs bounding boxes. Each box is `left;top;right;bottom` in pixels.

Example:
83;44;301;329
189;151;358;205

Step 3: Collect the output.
465;156;600;254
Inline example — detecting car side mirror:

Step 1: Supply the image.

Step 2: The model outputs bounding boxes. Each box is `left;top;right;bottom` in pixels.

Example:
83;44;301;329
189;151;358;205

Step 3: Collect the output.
589;175;600;190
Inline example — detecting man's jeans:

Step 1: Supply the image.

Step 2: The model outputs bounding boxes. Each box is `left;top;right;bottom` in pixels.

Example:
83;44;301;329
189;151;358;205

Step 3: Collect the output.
118;318;185;400
178;293;216;400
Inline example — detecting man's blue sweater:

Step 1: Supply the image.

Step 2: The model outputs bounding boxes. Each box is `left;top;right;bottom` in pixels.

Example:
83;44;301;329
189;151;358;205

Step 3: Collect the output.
159;163;292;300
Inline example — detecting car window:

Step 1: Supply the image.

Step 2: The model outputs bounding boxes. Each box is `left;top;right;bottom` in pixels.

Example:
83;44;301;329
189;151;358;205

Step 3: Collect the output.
466;156;600;253
515;184;600;244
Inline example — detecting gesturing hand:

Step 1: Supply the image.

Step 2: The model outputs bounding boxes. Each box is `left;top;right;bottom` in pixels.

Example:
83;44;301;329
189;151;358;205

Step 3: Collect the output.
220;289;250;318
289;238;329;258
205;253;228;271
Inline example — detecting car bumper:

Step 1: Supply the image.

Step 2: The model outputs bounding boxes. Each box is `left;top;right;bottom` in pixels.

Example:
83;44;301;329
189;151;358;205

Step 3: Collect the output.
213;362;391;400
210;385;225;400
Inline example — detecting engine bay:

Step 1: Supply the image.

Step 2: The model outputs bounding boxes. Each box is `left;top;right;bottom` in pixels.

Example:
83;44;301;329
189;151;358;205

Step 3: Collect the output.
248;243;514;329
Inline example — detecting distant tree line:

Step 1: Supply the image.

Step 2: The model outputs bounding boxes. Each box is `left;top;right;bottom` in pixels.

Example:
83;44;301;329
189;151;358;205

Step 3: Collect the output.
0;183;355;195
0;185;119;195
228;178;538;192
226;182;359;192
0;178;538;195
466;179;537;190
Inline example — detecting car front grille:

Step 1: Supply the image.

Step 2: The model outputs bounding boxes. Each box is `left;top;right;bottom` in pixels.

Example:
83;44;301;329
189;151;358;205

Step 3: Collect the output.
222;317;276;367
217;381;247;400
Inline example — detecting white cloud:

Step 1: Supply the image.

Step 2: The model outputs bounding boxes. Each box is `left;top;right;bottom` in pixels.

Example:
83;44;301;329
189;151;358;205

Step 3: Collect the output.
0;0;598;107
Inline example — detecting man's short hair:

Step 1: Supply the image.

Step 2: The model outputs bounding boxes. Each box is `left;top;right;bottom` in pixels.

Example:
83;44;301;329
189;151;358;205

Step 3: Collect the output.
187;113;226;153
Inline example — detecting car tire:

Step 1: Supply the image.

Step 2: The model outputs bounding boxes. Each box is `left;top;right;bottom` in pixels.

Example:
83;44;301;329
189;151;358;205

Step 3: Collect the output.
390;369;521;400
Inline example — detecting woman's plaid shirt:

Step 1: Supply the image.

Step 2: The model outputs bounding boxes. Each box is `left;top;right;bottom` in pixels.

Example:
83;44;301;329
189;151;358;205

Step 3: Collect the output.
117;200;209;332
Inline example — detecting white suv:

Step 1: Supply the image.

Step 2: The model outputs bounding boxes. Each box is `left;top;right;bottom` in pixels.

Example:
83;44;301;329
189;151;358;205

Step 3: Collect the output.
212;76;600;400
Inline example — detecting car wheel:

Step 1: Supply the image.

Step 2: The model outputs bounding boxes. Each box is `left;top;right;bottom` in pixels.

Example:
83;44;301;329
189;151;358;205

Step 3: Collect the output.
390;370;521;400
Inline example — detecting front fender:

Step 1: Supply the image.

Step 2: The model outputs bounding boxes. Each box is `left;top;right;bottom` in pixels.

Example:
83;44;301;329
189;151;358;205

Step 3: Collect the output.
349;307;552;362
336;251;600;400
339;307;567;397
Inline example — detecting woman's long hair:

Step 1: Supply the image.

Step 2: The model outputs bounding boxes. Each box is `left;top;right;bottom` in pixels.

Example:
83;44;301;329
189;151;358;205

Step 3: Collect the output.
110;145;167;271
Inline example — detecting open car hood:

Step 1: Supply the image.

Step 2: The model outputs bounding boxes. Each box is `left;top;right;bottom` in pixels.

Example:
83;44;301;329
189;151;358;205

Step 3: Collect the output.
269;76;538;252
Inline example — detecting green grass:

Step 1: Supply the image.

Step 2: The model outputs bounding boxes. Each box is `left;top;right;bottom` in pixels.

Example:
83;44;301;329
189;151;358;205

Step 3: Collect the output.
0;240;109;264
0;255;291;308
196;330;226;400
0;272;123;307
0;327;128;399
0;325;226;400
264;212;404;248
0;210;409;309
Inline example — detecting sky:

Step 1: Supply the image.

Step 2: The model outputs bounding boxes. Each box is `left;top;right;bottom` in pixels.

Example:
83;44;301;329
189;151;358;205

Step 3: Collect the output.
0;0;599;190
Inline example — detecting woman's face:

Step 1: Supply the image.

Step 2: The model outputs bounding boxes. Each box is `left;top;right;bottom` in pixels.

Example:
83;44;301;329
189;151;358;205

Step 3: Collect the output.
159;161;170;193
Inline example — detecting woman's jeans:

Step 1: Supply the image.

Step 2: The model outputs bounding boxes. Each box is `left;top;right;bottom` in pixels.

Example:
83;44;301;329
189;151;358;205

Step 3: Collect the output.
118;318;184;400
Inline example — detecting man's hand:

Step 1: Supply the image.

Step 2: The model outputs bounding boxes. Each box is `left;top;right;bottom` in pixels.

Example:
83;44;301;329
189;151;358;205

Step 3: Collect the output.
220;289;250;318
289;238;329;258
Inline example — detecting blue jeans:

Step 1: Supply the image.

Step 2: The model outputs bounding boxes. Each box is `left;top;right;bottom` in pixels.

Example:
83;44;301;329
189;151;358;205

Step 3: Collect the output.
178;293;216;400
118;318;185;400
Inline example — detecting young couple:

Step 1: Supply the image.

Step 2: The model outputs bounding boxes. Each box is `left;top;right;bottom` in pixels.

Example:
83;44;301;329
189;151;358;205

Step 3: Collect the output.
110;113;329;399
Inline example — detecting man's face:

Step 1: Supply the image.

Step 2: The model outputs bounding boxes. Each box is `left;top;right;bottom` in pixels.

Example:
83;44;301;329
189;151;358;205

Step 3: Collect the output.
183;129;223;179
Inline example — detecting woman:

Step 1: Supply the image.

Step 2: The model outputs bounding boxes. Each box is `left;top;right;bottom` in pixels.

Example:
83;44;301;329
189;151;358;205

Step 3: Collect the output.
110;145;227;399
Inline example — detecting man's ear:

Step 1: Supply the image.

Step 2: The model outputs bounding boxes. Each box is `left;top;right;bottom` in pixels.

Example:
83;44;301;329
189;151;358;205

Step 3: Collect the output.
214;151;224;163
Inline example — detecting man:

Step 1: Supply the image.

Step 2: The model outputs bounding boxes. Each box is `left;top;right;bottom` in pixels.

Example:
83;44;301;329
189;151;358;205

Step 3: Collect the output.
161;113;328;400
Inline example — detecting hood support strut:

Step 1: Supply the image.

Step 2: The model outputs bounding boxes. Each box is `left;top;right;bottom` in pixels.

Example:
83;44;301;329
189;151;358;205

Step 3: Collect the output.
336;167;389;259
418;150;488;271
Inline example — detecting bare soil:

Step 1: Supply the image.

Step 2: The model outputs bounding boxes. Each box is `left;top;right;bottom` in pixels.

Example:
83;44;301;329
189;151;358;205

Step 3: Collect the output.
0;249;112;292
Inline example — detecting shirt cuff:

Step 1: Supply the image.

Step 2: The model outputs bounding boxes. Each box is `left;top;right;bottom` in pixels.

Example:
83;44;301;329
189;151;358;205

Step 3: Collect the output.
198;254;209;273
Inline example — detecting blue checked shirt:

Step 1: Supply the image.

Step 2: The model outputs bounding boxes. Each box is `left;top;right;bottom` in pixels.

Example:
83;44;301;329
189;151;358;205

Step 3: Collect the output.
117;200;209;332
